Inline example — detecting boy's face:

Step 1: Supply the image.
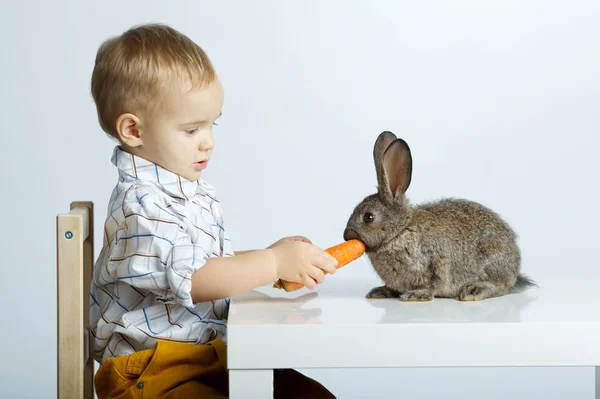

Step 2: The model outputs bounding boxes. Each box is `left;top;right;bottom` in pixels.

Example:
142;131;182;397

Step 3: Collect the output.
120;78;224;182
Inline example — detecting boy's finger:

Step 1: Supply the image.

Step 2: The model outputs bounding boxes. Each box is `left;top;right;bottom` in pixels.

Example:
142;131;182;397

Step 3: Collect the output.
310;267;325;284
324;251;339;268
314;253;337;274
303;275;317;290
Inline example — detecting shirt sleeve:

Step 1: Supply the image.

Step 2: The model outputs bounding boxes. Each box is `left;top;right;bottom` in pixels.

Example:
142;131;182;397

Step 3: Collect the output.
104;188;209;308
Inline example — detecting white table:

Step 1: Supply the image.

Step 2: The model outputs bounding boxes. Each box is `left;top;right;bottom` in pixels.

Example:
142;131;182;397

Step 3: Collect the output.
227;273;600;398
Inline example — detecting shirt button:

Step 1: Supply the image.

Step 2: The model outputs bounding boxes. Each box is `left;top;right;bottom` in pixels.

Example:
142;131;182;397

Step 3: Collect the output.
137;382;144;389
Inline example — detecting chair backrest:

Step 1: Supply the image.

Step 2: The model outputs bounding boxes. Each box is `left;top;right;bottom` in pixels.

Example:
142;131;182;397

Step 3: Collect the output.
56;201;95;399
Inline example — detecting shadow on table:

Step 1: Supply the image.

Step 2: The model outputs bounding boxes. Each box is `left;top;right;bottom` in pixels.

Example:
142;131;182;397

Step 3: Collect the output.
235;279;541;325
234;290;324;324
364;288;541;324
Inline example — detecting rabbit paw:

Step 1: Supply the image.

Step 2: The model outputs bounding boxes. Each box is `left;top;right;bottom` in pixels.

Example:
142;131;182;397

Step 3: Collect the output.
400;289;433;302
457;282;498;301
366;286;401;299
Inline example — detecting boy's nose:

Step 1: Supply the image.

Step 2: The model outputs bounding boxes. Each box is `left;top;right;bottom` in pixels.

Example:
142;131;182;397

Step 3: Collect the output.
199;132;215;151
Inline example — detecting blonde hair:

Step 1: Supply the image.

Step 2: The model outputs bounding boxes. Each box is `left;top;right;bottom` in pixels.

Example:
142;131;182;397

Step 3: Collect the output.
91;23;216;140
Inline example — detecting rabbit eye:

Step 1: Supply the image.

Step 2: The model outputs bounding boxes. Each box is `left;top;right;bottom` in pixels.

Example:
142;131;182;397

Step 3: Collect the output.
364;212;374;223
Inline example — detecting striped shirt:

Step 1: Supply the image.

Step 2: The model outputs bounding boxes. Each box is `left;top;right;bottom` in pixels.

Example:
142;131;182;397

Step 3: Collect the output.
90;146;234;364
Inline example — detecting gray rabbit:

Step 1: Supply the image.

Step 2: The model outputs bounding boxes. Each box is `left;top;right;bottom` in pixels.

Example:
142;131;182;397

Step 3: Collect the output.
343;131;536;302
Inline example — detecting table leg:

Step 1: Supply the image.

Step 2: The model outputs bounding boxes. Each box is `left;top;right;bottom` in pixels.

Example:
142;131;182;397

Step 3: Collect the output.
596;366;600;399
229;369;273;399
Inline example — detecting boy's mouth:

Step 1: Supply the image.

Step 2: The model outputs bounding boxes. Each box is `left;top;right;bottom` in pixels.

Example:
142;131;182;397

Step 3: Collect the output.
193;160;209;171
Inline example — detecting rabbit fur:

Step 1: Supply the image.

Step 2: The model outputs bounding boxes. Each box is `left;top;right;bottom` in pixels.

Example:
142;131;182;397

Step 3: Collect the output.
343;131;536;302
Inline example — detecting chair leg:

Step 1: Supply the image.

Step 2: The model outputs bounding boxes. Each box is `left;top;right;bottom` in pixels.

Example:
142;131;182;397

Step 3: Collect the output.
57;202;95;399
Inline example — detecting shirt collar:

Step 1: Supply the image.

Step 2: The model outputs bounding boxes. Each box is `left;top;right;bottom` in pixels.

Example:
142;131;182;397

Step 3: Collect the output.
111;146;204;198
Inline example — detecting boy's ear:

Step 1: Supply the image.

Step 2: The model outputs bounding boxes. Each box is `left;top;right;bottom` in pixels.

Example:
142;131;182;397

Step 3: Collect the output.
116;113;143;147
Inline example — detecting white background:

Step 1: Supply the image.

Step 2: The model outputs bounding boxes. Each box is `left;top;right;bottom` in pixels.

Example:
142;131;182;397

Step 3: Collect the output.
1;1;598;398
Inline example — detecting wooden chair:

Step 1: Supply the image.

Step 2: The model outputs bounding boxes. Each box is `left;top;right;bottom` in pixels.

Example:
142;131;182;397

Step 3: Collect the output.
56;201;95;399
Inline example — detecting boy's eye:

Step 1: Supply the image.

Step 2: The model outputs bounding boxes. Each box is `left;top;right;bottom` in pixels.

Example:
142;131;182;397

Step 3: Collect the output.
186;123;218;134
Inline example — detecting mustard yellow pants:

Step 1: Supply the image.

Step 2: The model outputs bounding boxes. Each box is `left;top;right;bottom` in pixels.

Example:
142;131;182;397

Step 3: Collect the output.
95;339;336;398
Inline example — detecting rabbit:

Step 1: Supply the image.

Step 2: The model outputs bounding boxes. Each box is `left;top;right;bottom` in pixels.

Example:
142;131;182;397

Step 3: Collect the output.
343;131;536;302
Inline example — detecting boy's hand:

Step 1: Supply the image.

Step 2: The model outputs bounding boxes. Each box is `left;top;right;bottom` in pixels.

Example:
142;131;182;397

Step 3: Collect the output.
268;235;312;248
270;241;338;290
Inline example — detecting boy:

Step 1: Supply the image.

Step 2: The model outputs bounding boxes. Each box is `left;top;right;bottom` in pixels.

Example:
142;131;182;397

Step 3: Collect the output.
89;23;338;398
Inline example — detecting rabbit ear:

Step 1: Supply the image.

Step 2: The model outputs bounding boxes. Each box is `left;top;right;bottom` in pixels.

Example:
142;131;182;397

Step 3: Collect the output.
382;138;413;200
374;131;398;198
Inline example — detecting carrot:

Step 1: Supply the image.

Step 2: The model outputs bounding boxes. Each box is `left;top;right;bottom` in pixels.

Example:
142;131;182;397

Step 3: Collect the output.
272;239;366;292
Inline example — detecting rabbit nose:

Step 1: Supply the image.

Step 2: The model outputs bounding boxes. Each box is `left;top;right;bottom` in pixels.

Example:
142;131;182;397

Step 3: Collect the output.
343;228;358;241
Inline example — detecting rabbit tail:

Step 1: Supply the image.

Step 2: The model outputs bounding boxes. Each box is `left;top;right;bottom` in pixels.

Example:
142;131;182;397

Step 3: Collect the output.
510;274;538;293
